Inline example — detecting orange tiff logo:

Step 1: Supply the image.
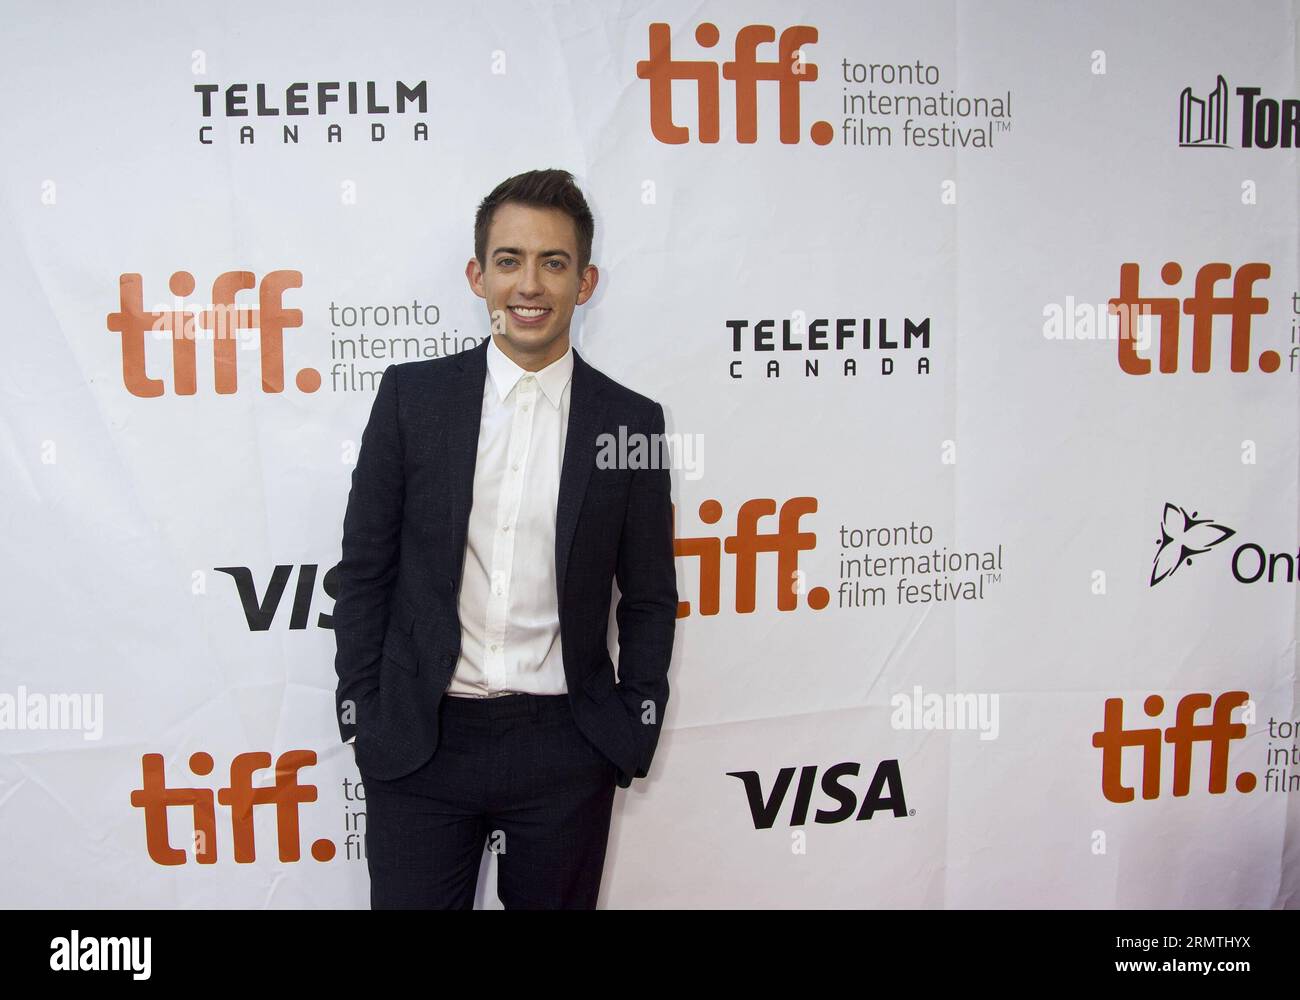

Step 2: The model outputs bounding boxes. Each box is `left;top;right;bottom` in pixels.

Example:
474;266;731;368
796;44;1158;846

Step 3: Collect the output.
1091;692;1253;803
674;497;828;616
1109;261;1273;374
130;751;333;865
636;22;832;145
106;270;315;396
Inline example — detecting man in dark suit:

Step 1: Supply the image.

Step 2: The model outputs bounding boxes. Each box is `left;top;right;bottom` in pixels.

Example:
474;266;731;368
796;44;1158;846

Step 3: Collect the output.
333;169;677;909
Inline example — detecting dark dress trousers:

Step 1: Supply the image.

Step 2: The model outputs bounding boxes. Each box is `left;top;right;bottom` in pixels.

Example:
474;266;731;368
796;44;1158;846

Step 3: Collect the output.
332;337;677;906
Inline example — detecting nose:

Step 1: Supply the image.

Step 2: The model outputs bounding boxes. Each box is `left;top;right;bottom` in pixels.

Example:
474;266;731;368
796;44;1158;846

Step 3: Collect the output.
517;261;544;296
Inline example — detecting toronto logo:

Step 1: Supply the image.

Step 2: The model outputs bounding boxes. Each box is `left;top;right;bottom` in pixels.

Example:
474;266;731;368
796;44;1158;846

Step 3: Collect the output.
1178;75;1230;147
1177;74;1300;149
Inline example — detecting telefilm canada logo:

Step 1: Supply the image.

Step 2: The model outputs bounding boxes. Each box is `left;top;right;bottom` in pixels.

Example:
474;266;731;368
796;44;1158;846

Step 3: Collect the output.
725;313;934;381
636;22;1013;149
193;79;430;146
1147;501;1300;587
1178;74;1299;149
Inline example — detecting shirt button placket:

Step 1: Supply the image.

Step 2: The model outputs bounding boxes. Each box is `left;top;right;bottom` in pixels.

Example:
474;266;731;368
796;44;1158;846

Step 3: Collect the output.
491;375;535;690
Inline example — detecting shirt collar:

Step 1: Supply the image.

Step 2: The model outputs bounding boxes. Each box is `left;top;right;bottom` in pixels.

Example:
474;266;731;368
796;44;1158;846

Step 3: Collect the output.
486;335;573;409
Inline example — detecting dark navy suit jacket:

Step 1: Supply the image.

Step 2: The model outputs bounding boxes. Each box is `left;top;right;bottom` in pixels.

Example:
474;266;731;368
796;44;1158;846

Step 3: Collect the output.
333;336;677;789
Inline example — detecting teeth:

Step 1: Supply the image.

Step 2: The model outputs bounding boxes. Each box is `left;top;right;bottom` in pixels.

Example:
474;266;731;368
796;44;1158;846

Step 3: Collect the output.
511;307;548;317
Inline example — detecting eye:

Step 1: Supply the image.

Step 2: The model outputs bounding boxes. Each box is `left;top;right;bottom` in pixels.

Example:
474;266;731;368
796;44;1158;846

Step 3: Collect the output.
545;259;565;270
496;258;517;268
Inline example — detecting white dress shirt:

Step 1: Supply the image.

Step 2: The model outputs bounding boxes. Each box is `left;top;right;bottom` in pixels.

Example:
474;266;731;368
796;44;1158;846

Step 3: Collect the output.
446;335;573;697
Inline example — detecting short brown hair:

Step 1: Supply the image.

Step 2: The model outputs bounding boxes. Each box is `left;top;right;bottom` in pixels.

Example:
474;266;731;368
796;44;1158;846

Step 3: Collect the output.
474;168;595;273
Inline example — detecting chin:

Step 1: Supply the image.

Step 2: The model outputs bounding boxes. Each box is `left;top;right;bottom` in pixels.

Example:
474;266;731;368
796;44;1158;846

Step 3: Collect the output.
508;328;558;349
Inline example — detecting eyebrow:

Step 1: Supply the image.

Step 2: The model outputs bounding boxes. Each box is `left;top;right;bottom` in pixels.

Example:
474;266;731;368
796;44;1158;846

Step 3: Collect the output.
491;247;572;261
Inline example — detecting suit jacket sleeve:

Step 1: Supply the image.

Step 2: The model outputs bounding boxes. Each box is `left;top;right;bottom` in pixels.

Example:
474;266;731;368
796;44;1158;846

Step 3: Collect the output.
333;364;404;744
613;400;678;780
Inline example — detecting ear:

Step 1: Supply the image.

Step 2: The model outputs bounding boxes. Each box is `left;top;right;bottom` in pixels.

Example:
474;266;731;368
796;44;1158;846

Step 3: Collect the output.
465;258;486;299
575;264;599;306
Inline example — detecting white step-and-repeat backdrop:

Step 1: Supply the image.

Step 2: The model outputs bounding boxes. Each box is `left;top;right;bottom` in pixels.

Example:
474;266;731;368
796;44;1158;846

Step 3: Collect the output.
2;0;1298;907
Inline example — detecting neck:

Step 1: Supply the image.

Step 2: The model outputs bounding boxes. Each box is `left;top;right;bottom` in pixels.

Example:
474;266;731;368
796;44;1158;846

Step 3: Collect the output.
493;332;570;372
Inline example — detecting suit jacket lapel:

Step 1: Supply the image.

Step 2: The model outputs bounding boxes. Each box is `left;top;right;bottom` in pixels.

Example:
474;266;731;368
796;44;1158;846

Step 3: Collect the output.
555;347;607;606
445;338;488;590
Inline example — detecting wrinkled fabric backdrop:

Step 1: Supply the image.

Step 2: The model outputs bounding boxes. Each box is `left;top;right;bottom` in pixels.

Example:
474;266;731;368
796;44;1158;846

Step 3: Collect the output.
2;0;1298;907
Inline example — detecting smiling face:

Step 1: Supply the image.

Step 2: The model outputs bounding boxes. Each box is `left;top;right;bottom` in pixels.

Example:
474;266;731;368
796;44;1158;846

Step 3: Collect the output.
465;201;599;371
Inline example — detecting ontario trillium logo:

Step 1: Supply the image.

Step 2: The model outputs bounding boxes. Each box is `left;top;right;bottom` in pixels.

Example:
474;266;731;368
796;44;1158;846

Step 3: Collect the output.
1150;502;1236;586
